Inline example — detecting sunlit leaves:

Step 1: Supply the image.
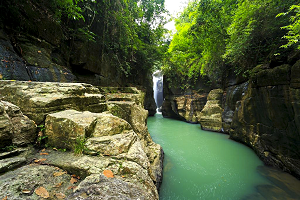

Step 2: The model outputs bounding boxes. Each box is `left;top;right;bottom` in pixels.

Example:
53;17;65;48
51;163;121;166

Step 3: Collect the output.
278;4;300;49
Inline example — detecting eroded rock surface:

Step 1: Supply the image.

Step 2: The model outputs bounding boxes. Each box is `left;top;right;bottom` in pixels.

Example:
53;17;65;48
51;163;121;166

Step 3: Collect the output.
199;89;224;132
0;80;106;124
0;101;36;148
0;81;163;199
224;63;300;179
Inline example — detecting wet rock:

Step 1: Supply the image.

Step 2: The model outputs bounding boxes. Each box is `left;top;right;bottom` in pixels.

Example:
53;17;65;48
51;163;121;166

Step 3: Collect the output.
162;93;208;123
227;64;300;178
199;89;224;132
146;143;164;189
253;166;300;199
0;81;106;124
0;101;36;147
222;82;249;133
0;31;31;81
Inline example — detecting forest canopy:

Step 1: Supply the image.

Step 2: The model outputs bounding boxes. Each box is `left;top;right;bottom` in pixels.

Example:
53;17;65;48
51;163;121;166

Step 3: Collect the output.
162;0;300;88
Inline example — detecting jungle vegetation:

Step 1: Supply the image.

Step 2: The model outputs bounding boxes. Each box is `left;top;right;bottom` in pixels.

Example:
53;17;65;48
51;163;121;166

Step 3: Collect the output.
162;0;300;88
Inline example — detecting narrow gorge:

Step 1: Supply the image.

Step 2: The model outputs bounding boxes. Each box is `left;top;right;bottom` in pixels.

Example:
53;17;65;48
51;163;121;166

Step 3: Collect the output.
0;0;300;199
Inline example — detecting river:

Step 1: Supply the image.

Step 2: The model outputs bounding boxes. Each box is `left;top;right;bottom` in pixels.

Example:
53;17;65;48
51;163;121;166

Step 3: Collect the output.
147;114;300;200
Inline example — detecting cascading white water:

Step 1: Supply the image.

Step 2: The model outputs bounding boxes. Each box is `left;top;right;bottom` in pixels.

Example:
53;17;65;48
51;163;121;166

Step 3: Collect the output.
153;70;163;112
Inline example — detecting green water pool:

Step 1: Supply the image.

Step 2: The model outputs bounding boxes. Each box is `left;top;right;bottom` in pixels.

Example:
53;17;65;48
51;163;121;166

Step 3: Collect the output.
147;114;300;200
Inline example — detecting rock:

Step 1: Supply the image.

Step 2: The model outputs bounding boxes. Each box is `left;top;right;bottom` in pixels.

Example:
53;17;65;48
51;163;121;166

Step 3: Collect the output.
0;81;106;124
0;164;78;200
0;147;35;173
89;113;132;137
291;60;300;88
256;64;291;87
68;174;156;200
107;102;151;145
0;31;31;81
85;130;136;156
226;65;300;178
0;156;26;173
34;150;159;199
253;166;300;199
0;101;36;147
146;143;164;189
162;93;208;123
199;89;224;132
45;110;103;150
222;82;249;133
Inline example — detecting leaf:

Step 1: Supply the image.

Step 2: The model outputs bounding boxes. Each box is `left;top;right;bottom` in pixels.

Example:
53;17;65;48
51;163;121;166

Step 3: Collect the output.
70;177;78;184
40;153;49;155
71;174;80;179
103;169;114;178
22;189;31;194
55;193;66;199
67;186;77;191
35;187;49;199
53;172;67;177
2;196;7;200
39;158;47;162
41;148;46;152
53;148;58;151
53;182;63;188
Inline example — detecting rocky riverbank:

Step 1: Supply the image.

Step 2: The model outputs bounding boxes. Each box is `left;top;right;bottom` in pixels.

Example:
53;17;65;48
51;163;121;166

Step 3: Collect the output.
0;80;163;199
162;61;300;179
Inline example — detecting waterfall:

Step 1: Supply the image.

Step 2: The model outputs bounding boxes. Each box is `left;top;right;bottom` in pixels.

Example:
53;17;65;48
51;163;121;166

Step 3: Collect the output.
153;70;163;112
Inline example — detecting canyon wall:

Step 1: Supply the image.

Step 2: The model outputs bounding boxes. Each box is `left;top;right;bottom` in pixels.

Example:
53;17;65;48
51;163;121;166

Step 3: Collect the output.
162;58;300;179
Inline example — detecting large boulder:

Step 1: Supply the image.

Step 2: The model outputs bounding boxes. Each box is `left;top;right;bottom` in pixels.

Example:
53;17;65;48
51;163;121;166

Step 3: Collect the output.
43;109;160;198
33;150;159;199
0;101;36;148
0;80;106;124
199;89;224;132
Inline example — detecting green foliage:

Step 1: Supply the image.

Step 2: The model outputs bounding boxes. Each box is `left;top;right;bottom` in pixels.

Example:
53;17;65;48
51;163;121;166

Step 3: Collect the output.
74;137;86;155
163;0;236;87
278;4;300;49
52;0;85;22
163;0;298;87
1;145;16;152
224;0;296;70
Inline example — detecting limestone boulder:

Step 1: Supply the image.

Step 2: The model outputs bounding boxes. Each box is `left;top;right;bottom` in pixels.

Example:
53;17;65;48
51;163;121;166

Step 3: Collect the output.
0;101;36;147
89;112;132;137
69;174;155;200
85;130;136;156
107;102;151;144
34;150;159;199
45;110;103;149
199;89;224;132
0;80;106;124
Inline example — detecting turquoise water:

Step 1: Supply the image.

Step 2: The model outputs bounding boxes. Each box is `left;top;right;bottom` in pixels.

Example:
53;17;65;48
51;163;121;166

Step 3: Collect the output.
147;114;271;200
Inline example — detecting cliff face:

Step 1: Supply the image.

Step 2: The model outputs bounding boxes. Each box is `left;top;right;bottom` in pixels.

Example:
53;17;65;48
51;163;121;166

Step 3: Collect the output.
226;62;300;178
0;0;156;115
162;59;300;179
162;76;211;123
